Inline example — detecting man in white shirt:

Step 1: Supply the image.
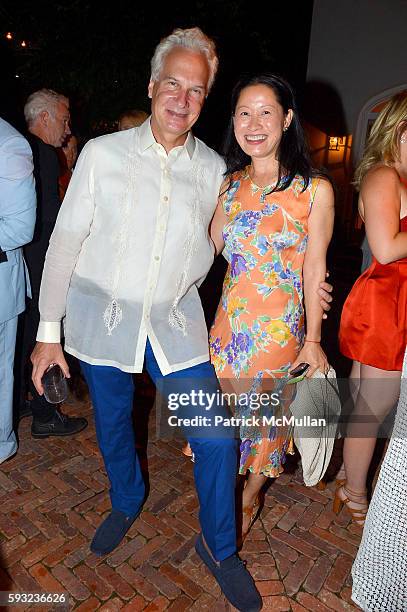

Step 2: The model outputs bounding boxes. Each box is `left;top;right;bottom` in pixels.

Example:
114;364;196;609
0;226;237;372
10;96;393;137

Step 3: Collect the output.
31;26;334;610
31;27;263;611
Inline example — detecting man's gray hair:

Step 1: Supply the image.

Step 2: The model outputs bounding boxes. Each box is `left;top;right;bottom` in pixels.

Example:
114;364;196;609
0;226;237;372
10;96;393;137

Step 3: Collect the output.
150;27;218;92
24;89;69;126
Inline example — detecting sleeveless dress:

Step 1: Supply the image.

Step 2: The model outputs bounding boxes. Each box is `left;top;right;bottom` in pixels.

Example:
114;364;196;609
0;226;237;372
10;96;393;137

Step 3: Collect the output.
351;347;407;611
339;216;407;371
209;168;320;477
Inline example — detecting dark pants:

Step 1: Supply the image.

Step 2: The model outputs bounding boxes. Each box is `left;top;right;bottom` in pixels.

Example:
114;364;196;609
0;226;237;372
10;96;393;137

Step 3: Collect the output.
15;295;81;423
14;295;55;422
80;339;238;561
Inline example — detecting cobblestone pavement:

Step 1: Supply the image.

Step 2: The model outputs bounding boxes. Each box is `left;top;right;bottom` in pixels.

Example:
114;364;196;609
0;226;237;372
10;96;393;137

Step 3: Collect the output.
0;386;363;611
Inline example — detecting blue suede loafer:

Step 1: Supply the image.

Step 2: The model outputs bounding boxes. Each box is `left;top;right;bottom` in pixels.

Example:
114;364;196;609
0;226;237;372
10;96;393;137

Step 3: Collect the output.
195;534;262;611
90;509;139;556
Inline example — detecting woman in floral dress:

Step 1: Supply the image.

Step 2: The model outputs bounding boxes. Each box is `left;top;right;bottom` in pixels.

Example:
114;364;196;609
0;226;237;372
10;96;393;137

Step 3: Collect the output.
209;73;334;542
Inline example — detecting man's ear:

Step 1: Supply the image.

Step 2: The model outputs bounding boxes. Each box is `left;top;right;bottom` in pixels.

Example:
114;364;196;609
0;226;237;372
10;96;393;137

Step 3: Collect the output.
147;80;154;99
40;110;50;125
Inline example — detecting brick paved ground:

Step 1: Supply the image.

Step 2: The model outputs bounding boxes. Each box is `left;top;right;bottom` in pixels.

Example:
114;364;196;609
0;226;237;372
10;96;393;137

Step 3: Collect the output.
0;382;363;611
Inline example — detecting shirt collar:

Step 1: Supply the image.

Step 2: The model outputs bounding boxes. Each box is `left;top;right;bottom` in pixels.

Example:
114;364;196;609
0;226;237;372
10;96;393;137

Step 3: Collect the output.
139;117;196;159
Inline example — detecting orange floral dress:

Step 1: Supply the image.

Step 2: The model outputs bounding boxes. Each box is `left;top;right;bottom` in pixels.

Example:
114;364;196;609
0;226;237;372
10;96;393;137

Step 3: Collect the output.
209;168;320;477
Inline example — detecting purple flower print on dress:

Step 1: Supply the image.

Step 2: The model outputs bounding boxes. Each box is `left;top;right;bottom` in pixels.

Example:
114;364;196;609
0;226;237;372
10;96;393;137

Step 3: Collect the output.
230;253;248;278
255;235;270;256
273;261;302;293
210;337;221;355
283;305;303;337
271;231;299;252
236;331;253;353
234;210;262;237
283;268;302;293
268;426;277;441
225;332;253;363
224;331;253;369
268;448;281;468
273;260;285;276
262;202;279;216
297;235;308;253
224;235;244;255
225;338;237;365
240;439;252;465
281;440;290;464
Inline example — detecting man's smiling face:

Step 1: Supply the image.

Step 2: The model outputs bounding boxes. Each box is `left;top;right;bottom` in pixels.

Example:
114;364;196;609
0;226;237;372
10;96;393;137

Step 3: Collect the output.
148;46;210;150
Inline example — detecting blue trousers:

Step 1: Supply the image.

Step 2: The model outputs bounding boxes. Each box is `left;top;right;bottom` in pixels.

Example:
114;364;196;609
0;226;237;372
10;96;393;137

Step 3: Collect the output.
80;340;238;561
0;316;18;462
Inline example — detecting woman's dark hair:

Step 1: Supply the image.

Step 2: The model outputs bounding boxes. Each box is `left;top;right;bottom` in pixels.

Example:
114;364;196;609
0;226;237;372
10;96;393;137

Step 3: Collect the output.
222;73;315;192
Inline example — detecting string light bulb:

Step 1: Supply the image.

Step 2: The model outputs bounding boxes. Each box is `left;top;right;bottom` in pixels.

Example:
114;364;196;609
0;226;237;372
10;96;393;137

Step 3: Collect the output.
21;40;27;47
6;32;12;40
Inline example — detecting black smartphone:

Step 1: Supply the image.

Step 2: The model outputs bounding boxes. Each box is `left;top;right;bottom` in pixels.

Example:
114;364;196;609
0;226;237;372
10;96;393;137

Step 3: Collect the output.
287;362;310;384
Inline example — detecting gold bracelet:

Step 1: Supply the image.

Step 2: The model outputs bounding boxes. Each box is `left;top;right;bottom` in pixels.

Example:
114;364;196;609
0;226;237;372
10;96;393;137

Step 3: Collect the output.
305;339;320;343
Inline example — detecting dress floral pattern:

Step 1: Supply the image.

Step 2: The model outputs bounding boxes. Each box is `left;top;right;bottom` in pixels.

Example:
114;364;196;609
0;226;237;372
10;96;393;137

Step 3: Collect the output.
209;167;319;477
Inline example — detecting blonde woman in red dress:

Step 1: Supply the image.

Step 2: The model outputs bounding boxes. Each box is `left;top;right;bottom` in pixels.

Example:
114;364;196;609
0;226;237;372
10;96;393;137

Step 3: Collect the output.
337;91;407;525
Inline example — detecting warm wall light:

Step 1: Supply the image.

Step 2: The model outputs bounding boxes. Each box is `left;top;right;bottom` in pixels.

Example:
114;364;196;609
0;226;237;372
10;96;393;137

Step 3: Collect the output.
328;136;346;151
21;40;27;47
6;32;12;40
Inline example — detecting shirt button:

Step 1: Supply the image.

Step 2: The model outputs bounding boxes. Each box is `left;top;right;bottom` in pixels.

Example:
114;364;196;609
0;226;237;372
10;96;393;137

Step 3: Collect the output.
145;313;150;319
163;196;169;202
154;255;160;261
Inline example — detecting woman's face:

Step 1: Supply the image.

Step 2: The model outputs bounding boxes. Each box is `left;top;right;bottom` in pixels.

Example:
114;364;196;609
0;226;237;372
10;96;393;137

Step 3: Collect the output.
63;136;78;170
233;84;292;161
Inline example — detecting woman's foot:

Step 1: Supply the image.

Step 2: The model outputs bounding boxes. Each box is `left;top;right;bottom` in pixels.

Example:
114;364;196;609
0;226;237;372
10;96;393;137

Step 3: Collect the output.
237;473;267;547
333;483;368;526
238;491;263;547
242;498;260;536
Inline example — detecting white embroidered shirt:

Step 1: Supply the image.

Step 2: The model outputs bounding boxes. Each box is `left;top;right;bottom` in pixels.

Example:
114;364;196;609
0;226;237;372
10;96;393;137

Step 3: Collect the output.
37;119;225;374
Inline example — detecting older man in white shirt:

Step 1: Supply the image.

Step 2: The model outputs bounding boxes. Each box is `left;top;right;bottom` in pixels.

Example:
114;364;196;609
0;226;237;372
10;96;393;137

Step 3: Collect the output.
31;27;264;612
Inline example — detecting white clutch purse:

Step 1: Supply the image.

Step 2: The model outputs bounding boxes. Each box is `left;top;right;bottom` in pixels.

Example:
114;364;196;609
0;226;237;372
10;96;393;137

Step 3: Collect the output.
289;367;341;486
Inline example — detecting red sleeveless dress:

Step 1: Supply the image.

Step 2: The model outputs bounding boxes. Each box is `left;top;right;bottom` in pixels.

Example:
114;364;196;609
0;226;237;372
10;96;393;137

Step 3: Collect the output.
339;216;407;371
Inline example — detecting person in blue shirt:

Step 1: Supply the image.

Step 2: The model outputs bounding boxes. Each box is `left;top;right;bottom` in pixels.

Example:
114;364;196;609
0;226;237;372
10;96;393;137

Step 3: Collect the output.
0;117;36;463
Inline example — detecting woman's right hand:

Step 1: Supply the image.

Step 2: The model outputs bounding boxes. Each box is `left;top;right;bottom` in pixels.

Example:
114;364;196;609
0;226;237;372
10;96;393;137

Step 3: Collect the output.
291;342;329;378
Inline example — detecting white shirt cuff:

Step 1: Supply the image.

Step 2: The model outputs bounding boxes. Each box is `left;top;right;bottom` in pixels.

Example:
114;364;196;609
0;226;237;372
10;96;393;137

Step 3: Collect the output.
36;321;62;343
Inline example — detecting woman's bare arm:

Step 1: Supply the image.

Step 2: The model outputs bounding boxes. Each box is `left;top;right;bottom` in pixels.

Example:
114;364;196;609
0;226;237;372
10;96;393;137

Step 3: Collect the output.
291;178;334;375
209;180;229;256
